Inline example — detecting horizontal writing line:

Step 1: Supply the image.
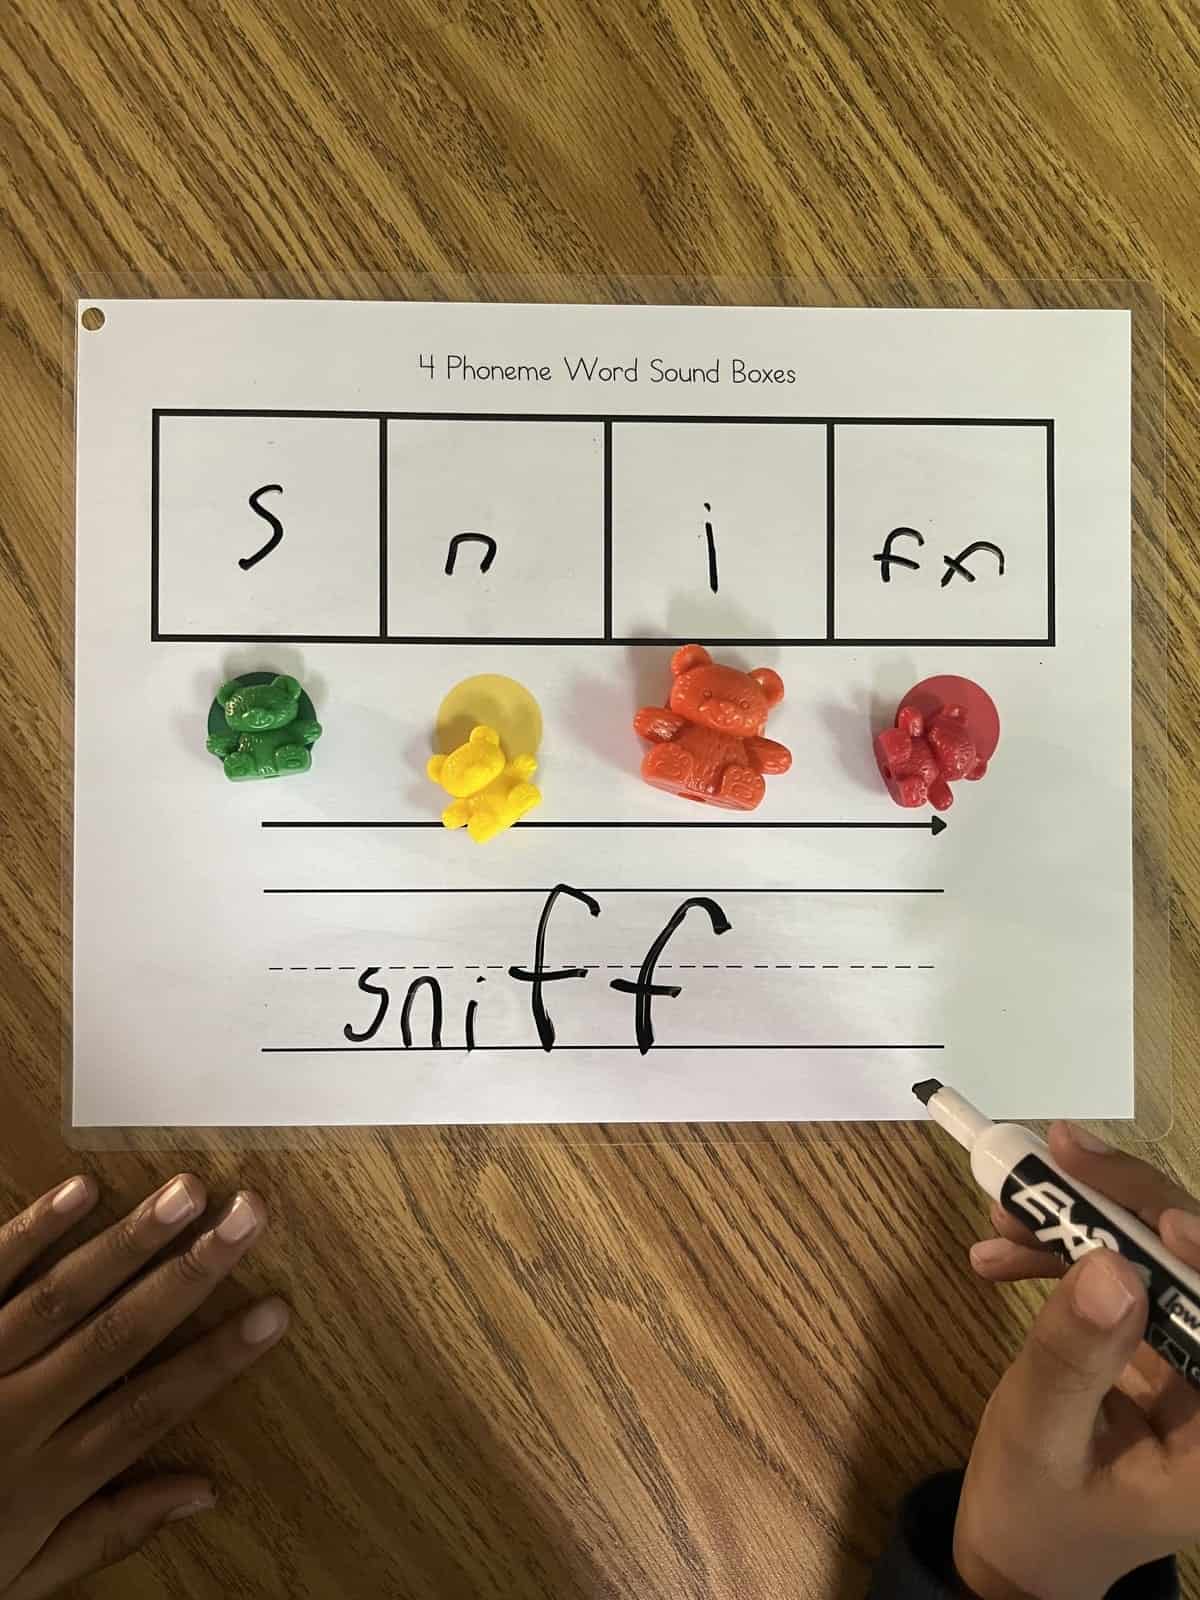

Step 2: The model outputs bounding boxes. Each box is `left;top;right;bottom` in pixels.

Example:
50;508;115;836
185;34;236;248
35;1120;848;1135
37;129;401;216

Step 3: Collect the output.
155;409;1052;426
260;1043;946;1053
154;633;1053;648
263;886;945;895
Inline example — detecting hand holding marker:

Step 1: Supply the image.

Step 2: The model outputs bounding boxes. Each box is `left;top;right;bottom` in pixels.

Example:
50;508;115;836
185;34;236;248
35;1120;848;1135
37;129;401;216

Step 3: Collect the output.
914;1079;1200;1381
918;1084;1200;1598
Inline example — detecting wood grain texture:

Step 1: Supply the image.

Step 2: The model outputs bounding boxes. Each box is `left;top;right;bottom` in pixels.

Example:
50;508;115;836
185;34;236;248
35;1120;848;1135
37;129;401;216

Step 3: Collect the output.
1;1;1197;1594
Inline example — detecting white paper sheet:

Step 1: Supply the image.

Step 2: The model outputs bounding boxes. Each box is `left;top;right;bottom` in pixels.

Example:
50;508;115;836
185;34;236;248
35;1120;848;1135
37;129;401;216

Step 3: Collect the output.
72;300;1132;1126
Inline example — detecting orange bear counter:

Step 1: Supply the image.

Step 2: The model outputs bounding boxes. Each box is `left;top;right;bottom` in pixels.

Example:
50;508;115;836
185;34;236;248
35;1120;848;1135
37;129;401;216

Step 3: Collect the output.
633;644;792;811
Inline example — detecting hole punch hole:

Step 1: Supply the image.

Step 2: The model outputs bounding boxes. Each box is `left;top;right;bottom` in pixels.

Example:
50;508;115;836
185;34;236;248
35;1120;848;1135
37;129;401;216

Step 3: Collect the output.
80;307;105;332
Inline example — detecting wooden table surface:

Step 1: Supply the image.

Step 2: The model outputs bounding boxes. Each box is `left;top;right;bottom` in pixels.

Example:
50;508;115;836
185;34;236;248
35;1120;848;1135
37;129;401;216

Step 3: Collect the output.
2;3;1197;1594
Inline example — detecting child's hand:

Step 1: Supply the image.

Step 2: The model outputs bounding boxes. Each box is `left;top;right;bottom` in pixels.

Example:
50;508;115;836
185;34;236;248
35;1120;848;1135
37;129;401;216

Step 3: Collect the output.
955;1121;1200;1599
0;1173;287;1598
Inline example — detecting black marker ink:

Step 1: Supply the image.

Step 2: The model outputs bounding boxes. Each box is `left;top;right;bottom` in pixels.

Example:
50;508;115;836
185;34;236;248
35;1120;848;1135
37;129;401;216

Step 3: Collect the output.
465;975;485;1052
508;884;601;1052
401;975;443;1048
239;483;284;571
704;503;719;593
343;967;389;1043
872;526;924;583
610;896;732;1054
445;532;498;575
941;540;1005;587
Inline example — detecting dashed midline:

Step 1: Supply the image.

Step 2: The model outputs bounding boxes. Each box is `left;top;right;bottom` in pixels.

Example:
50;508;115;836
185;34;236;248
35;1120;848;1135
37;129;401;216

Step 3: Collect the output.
268;961;937;972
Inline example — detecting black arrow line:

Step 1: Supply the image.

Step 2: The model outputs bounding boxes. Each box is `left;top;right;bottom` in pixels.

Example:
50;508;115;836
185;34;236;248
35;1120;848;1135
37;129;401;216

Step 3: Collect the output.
262;819;947;832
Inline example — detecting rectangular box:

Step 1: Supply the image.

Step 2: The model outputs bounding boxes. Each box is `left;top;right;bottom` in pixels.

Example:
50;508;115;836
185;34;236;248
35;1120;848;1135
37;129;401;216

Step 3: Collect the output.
385;419;605;640
154;413;382;641
75;297;1139;1132
831;421;1053;644
150;412;1055;648
609;421;829;642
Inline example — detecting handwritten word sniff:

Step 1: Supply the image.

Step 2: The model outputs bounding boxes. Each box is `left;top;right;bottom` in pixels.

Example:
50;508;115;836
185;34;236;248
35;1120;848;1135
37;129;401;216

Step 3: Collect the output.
340;885;731;1056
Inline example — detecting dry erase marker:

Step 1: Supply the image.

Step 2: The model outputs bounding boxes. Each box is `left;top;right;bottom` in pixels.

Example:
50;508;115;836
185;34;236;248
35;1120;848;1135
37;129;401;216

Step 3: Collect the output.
913;1078;1200;1388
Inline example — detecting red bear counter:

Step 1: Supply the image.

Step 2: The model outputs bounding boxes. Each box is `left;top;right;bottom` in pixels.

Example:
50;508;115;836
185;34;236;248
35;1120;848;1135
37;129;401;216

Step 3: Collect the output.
634;644;792;811
874;675;1001;812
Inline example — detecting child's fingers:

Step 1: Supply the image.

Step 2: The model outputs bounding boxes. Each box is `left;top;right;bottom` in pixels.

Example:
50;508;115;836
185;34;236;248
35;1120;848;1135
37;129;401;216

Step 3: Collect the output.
14;1192;267;1443
969;1237;1068;1282
1139;1208;1200;1441
998;1252;1149;1468
3;1475;215;1600
0;1177;100;1299
988;1202;1045;1249
1157;1208;1200;1269
1046;1123;1198;1228
0;1175;206;1375
1114;1341;1179;1414
53;1298;289;1505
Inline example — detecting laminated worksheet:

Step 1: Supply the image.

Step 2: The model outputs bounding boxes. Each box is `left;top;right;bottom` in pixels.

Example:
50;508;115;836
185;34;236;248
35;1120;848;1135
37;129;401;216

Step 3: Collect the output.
72;300;1131;1126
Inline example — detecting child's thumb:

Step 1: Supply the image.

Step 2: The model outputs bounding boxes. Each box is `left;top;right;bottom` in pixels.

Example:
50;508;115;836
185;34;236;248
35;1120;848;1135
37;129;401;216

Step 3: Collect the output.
1002;1249;1147;1466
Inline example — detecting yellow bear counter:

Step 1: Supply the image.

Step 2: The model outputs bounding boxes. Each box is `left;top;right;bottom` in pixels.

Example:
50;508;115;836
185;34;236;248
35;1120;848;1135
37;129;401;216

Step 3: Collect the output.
427;725;542;844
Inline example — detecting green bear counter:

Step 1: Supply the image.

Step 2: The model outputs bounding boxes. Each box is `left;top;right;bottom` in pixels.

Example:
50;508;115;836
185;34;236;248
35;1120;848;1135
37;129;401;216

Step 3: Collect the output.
206;672;322;781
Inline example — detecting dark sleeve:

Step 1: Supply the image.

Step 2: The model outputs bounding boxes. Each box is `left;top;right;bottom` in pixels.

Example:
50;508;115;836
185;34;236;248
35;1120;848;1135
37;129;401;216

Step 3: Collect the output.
866;1472;1180;1599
